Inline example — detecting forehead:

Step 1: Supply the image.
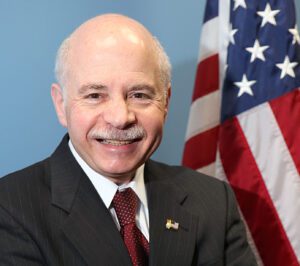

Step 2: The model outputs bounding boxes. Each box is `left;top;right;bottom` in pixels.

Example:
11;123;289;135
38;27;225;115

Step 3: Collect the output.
65;26;161;88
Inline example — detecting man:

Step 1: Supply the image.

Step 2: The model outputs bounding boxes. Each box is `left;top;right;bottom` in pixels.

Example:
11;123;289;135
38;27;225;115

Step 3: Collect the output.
0;14;257;265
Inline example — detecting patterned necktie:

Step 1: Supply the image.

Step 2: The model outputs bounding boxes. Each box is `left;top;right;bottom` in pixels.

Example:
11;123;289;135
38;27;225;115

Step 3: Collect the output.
112;188;149;266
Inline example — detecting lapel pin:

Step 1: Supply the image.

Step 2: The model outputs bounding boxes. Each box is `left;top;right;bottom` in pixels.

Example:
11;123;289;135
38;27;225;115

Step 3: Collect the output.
166;219;179;230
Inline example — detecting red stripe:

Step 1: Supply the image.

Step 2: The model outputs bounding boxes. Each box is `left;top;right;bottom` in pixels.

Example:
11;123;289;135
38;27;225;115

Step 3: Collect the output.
219;118;298;266
192;54;219;101
270;89;300;176
182;126;219;169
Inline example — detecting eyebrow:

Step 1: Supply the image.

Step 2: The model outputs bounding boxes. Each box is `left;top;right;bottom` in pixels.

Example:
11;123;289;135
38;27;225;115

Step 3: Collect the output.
78;84;107;95
129;84;156;93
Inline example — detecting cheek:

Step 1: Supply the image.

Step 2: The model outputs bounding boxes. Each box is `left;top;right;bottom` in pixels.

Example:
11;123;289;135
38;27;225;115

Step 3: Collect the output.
66;106;98;136
142;113;165;138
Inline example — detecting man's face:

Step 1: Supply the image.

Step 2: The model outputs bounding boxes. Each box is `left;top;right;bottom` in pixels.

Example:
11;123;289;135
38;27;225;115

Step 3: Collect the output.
52;30;169;183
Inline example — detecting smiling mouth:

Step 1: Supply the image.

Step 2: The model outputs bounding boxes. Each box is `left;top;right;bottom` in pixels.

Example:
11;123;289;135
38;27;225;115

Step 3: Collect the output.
97;139;137;146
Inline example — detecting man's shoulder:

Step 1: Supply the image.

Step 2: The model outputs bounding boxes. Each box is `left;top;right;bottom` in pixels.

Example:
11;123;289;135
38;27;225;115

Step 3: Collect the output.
0;135;68;194
146;160;233;219
146;159;228;192
0;159;51;208
0;159;49;187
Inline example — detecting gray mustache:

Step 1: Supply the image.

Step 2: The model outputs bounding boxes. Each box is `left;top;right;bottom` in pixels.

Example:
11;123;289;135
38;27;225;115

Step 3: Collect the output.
89;125;146;141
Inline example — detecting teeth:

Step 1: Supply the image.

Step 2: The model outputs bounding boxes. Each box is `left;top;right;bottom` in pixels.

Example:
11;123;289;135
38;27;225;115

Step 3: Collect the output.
101;139;133;145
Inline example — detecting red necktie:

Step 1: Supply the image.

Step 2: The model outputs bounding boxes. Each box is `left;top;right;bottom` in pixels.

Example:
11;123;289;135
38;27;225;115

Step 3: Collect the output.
112;188;149;266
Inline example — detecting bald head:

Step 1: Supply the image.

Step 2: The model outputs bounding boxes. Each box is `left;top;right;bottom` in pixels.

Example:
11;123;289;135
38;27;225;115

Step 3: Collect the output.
55;14;171;94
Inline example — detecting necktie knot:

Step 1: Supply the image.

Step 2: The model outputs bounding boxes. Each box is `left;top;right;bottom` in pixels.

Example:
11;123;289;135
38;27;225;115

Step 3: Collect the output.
112;187;138;227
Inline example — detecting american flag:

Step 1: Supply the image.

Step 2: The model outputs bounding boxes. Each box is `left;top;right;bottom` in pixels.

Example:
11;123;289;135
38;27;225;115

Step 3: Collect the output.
182;0;300;265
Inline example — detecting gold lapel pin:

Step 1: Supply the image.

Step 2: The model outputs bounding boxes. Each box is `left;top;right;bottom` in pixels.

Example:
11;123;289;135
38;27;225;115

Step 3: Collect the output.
166;219;179;230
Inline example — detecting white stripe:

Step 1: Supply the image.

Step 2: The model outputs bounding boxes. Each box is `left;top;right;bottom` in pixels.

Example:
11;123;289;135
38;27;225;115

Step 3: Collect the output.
185;90;221;140
238;103;300;260
196;162;216;176
198;17;219;62
215;149;228;182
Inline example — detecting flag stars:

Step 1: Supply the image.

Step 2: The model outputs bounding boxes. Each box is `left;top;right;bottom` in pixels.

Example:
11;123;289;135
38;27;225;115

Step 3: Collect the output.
233;0;247;11
276;56;298;79
289;25;300;45
229;24;238;45
246;39;269;62
257;3;280;27
234;74;257;97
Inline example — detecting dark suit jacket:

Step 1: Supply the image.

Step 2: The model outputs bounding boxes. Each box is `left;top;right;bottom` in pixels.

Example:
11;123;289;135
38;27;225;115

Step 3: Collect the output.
0;135;257;266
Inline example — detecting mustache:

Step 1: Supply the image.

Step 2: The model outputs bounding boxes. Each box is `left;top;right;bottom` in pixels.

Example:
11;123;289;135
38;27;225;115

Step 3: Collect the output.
89;125;146;141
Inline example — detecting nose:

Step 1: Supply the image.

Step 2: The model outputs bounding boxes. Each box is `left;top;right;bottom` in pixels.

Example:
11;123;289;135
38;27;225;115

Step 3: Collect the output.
102;97;136;129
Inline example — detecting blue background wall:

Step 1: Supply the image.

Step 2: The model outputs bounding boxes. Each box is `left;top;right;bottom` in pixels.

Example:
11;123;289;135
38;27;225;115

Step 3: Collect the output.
1;1;300;176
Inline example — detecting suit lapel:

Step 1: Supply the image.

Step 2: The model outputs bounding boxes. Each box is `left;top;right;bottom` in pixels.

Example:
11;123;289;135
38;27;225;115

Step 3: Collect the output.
49;135;131;266
145;161;198;266
61;176;131;266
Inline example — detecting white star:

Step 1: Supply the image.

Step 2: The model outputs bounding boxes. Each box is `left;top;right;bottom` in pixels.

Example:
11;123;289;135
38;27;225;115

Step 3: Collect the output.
233;0;247;11
234;74;256;97
257;3;280;27
289;25;300;45
224;64;229;73
246;39;269;62
229;24;238;45
276;56;298;79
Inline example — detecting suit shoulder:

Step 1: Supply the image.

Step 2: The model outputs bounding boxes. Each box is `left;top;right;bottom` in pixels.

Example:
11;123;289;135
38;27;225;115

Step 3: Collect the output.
146;160;233;208
0;159;50;208
147;160;234;221
1;159;49;185
147;159;226;190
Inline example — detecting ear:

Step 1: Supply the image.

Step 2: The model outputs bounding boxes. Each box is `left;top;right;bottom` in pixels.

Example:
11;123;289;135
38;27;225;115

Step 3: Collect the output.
51;83;67;127
164;86;171;119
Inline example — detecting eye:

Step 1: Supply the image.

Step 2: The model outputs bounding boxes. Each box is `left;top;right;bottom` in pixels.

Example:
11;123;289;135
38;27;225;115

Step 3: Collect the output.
129;90;154;101
87;93;100;99
131;92;150;99
84;92;106;104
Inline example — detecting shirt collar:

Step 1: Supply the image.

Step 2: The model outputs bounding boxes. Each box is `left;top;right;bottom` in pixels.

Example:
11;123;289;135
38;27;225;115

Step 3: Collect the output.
68;140;148;209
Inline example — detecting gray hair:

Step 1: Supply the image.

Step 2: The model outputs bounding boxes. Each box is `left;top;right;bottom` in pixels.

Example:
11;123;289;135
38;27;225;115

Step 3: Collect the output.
54;34;172;97
54;36;72;90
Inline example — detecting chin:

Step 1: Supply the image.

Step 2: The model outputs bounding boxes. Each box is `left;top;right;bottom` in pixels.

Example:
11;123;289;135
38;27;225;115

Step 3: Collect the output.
96;164;138;179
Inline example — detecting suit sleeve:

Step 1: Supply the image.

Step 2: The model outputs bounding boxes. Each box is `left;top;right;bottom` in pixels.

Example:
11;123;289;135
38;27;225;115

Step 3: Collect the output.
0;204;45;265
223;183;258;266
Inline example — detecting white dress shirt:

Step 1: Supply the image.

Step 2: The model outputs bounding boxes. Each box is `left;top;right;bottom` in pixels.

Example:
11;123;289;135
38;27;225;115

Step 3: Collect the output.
68;141;150;241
